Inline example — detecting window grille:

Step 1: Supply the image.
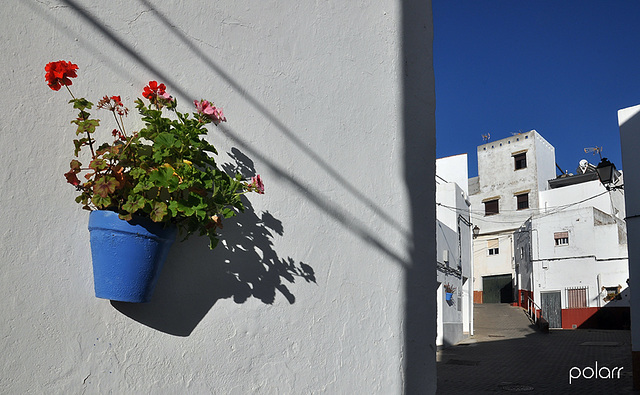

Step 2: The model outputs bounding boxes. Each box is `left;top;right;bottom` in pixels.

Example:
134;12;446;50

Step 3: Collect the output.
567;287;588;309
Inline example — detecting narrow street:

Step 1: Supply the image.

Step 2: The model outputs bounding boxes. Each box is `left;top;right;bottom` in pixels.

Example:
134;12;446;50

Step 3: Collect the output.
436;304;635;393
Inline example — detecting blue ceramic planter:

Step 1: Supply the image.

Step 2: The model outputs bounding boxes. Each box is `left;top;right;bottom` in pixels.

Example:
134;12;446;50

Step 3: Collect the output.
445;292;453;301
88;210;177;303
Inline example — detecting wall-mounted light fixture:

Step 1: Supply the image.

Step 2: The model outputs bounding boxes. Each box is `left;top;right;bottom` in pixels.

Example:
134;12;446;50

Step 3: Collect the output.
595;157;622;190
472;225;480;239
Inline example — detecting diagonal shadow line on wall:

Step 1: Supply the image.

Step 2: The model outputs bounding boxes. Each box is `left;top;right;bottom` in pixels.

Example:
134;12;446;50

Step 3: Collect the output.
43;0;436;388
56;0;409;241
55;0;410;268
19;1;139;85
135;0;410;240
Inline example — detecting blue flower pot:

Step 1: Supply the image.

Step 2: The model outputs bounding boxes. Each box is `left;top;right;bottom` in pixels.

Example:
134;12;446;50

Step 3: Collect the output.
88;210;177;303
445;292;453;301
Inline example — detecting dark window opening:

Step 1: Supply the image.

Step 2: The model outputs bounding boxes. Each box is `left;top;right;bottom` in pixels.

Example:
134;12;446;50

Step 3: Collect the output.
484;199;499;216
514;153;527;170
516;193;529;210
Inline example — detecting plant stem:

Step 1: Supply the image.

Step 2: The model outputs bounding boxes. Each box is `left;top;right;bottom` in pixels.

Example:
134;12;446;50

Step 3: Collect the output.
65;85;76;100
111;111;127;138
66;85;96;159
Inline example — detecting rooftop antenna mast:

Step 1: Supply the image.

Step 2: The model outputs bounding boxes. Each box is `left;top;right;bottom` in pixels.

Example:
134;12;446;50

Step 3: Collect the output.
584;146;603;160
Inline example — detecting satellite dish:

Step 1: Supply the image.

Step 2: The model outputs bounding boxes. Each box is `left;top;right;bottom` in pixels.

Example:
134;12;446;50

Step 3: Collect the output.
578;159;588;174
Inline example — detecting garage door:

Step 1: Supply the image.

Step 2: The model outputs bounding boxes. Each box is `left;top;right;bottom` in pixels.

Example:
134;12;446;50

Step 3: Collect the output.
482;274;513;303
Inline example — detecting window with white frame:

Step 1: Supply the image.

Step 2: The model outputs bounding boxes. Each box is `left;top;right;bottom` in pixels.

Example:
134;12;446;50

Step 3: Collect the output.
487;238;499;255
567;287;588;309
554;231;569;246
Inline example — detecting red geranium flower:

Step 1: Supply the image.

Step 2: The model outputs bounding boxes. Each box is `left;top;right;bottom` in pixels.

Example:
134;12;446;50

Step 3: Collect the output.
45;61;78;91
142;81;167;100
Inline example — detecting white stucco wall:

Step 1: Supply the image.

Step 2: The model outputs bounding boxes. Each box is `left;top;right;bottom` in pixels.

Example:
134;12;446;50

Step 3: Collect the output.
436;169;473;347
473;234;513;293
619;103;640;354
539;178;626;220
533;132;556;193
1;1;436;393
529;207;628;309
470;130;553;235
436;153;469;196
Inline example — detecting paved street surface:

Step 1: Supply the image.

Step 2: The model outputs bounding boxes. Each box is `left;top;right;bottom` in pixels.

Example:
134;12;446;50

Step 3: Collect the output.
437;303;636;394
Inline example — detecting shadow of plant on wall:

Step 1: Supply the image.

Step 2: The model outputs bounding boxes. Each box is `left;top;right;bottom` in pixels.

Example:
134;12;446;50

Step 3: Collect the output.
111;149;315;336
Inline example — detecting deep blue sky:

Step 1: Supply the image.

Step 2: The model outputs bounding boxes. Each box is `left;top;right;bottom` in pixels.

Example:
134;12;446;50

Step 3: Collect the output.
433;1;640;177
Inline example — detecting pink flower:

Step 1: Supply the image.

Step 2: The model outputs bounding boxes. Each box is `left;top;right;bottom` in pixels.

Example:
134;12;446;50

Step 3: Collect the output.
249;175;265;194
194;99;227;125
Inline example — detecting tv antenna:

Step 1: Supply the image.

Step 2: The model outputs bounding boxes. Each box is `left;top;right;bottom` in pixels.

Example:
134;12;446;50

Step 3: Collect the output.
584;147;603;160
482;133;491;142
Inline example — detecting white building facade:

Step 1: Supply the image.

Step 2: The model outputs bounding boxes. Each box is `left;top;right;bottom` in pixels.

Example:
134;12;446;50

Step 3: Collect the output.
468;130;556;304
515;197;629;329
436;154;474;347
468;129;629;332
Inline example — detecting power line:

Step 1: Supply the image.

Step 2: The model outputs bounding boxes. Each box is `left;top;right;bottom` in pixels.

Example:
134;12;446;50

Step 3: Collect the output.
436;189;613;225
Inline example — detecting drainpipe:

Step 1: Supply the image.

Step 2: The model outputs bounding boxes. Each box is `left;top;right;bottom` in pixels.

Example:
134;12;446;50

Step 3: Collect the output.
597;273;601;308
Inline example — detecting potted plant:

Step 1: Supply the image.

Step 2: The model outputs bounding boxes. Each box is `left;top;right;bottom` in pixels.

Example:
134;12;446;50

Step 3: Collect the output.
444;283;456;301
46;60;265;302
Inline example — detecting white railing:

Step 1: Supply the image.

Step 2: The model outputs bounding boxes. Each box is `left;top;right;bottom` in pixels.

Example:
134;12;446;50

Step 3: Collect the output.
526;296;543;327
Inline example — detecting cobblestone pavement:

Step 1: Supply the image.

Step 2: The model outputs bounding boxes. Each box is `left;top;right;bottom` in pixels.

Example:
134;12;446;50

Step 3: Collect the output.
436;303;636;394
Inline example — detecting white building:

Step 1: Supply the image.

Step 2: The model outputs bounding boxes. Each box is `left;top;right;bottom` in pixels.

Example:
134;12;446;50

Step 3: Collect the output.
436;154;474;347
515;192;629;328
619;103;640;389
467;129;629;332
468;130;556;304
0;2;437;393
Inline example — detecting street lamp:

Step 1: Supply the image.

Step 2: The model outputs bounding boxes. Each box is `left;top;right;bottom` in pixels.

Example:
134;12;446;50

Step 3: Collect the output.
595;157;619;190
472;225;480;239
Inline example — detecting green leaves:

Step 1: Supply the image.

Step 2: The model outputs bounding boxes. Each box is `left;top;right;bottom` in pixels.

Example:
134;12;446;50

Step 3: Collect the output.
73;138;91;156
71;118;100;136
149;165;174;187
70;98;93;111
64;91;262;250
150;202;167;222
89;158;107;171
93;176;118;198
122;195;145;214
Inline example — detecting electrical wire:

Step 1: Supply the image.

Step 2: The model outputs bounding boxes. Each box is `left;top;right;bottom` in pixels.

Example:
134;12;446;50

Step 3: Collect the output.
437;188;613;226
